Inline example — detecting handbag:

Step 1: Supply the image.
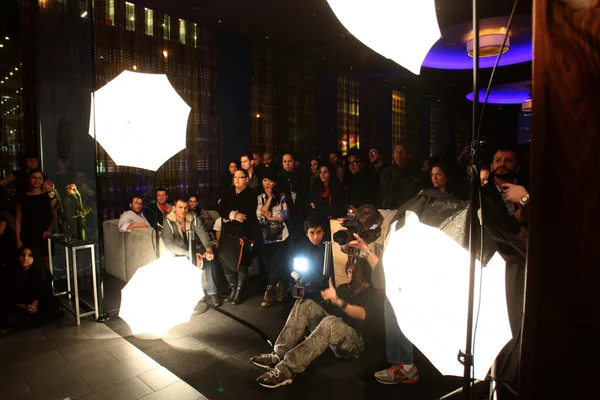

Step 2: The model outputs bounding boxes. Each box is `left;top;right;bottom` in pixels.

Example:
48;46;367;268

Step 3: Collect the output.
264;220;284;241
219;233;255;272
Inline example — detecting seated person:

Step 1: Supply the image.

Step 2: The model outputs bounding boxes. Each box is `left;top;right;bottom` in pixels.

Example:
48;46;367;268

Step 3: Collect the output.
118;195;150;232
162;198;221;307
145;187;172;229
292;215;333;284
1;247;63;338
250;215;383;389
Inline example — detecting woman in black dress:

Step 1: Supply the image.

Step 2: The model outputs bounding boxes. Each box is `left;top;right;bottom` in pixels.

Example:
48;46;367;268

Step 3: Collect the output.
218;168;261;305
0;247;62;337
305;164;346;238
15;169;57;268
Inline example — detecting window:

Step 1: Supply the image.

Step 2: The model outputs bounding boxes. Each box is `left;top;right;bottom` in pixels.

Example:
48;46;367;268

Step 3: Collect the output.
163;15;170;40
179;19;186;44
106;0;114;25
125;2;135;31
337;74;360;154
392;89;406;143
144;8;153;36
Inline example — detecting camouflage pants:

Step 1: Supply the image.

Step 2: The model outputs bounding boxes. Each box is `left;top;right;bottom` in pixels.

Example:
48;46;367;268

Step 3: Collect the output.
273;299;364;377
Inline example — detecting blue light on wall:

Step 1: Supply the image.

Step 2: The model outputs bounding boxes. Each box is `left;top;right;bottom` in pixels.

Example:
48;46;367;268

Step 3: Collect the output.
466;80;531;104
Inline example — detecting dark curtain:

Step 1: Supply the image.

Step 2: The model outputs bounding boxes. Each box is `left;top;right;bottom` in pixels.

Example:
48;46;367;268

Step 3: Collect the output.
251;44;318;164
337;73;360;155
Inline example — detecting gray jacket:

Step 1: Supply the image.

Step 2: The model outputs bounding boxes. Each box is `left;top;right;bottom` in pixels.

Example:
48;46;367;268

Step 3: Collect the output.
162;211;212;257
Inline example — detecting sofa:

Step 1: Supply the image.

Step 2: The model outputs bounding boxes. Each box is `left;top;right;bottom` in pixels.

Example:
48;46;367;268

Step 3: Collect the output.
102;219;174;282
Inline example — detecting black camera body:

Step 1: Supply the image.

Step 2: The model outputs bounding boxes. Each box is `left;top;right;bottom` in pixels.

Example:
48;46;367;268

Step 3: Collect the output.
333;219;380;246
291;275;329;300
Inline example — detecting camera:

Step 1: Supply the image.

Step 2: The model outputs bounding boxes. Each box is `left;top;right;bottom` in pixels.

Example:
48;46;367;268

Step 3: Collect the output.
290;242;333;300
332;219;381;246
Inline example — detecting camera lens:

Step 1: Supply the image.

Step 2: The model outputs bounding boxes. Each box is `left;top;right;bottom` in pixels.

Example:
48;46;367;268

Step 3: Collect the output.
333;230;350;246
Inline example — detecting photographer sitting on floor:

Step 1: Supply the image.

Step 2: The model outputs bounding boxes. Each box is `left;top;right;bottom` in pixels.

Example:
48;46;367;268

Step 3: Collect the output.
250;207;384;389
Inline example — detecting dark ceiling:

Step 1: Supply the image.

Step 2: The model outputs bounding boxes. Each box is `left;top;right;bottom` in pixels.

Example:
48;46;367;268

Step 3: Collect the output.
136;0;533;96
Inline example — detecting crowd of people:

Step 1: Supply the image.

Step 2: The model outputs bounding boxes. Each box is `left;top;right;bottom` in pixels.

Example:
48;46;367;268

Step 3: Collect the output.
1;142;530;395
116;142;529;391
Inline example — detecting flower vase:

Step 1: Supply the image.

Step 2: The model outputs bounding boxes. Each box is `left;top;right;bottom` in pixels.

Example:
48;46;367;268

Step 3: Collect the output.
76;217;87;241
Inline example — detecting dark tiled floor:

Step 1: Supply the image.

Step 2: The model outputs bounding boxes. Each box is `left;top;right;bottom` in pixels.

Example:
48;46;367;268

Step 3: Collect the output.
1;273;496;400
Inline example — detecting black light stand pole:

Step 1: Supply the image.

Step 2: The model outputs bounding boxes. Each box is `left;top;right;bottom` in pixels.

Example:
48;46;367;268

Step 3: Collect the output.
463;0;480;398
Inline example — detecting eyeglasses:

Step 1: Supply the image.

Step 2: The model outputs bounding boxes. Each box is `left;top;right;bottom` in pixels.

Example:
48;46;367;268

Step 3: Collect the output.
369;150;379;155
349;160;362;165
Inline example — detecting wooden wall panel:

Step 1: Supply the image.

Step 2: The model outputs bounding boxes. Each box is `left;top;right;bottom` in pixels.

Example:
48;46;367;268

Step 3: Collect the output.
520;1;600;398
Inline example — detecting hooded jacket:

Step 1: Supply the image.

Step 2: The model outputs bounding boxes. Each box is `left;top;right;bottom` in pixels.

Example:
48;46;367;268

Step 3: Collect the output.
162;211;212;257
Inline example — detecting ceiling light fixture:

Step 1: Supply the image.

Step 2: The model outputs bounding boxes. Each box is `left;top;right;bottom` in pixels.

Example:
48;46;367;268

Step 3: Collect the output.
325;0;440;75
466;34;510;58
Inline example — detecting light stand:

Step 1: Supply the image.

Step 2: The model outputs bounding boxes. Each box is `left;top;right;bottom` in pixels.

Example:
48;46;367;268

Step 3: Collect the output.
460;0;480;398
188;218;208;315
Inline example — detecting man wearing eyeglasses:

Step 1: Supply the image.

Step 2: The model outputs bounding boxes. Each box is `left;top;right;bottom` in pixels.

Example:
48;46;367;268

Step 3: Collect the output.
368;147;389;176
345;152;378;211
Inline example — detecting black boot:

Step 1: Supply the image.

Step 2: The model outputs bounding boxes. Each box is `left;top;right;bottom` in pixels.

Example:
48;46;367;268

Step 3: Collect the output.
232;271;248;305
224;273;237;302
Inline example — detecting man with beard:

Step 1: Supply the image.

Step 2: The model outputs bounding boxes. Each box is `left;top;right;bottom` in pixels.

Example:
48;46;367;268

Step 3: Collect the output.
480;147;526;236
480;147;528;395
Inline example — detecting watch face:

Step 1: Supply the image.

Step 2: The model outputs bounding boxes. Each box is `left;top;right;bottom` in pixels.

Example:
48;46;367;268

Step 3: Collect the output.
521;195;529;203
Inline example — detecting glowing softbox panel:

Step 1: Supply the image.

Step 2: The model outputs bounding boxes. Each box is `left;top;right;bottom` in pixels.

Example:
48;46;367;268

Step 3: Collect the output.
326;0;441;75
383;212;512;380
119;257;203;337
89;70;191;171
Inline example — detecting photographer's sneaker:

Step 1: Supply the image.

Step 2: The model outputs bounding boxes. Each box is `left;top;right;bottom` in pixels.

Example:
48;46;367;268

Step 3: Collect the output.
374;364;419;385
256;367;293;389
251;352;280;370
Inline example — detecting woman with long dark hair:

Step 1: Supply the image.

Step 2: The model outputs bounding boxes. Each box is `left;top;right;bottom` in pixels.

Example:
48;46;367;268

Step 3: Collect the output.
1;248;62;337
222;159;240;197
15;169;57;268
420;163;466;200
277;152;307;242
256;174;290;307
218;168;261;305
305;164;346;237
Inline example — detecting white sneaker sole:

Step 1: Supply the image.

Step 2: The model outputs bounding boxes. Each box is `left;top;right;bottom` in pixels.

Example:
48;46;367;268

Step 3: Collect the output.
251;359;275;370
258;378;293;389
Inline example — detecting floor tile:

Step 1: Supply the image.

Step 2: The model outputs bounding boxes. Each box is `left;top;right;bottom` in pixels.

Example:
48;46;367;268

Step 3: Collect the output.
106;341;143;361
137;366;180;391
80;353;158;391
10;337;91;362
0;375;33;400
139;380;202;400
0;350;67;378
25;368;92;399
57;336;127;361
81;321;123;340
78;377;153;400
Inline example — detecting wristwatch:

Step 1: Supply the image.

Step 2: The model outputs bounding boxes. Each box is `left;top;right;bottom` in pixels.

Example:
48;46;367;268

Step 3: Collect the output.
520;195;530;206
361;249;372;258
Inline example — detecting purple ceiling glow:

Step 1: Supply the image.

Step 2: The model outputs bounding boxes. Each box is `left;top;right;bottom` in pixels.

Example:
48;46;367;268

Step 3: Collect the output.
422;15;532;70
466;80;531;104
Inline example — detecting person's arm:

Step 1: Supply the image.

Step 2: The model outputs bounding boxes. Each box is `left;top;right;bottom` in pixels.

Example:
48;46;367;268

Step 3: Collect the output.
271;194;289;222
343;231;380;270
0;172;16;187
193;218;213;252
43;206;57;239
321;278;366;320
15;203;23;248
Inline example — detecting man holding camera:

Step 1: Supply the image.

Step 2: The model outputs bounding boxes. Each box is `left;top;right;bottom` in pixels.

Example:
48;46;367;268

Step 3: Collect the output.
250;208;383;389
